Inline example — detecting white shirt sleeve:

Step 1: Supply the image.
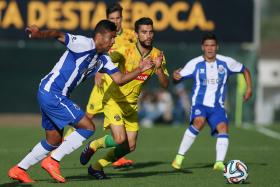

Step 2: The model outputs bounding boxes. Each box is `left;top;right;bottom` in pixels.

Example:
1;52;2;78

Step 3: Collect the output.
179;58;199;78
217;54;244;73
99;55;119;75
65;33;95;53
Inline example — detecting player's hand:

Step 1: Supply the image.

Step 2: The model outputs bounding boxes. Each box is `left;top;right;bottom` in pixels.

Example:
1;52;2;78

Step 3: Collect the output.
25;25;41;39
95;72;104;88
173;68;182;81
153;51;164;69
139;57;154;72
243;88;252;101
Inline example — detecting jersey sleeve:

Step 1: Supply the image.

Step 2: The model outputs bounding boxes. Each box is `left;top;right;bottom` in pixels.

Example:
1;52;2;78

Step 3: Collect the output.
99;55;119;75
65;33;94;53
179;59;196;79
226;57;245;74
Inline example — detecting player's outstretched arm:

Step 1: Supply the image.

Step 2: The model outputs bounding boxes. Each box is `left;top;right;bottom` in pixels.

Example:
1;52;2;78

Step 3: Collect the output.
243;68;252;101
25;25;65;44
110;58;154;86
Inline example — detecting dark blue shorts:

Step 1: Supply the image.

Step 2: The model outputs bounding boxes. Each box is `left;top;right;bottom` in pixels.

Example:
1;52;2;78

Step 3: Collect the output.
190;105;228;136
37;89;84;130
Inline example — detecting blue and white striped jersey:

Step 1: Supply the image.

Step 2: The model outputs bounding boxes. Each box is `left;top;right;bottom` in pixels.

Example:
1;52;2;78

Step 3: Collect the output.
179;54;245;108
39;33;119;97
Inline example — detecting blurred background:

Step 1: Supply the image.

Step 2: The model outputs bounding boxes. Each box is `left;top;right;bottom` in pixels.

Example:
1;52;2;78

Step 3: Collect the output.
0;0;279;127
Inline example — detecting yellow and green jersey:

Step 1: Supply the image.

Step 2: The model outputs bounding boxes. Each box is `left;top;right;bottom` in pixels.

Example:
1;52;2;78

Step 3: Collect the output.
103;43;169;104
98;28;136;90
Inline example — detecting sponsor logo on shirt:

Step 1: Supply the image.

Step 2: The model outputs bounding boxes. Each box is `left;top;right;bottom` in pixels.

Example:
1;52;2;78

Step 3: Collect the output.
202;78;222;85
135;73;149;81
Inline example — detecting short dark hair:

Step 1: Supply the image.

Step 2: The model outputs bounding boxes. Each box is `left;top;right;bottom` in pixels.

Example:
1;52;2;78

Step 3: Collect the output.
94;20;116;35
106;2;123;17
134;17;153;33
201;33;218;44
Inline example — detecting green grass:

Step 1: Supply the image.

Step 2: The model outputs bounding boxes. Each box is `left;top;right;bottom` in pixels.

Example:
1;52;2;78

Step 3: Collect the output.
0;125;280;186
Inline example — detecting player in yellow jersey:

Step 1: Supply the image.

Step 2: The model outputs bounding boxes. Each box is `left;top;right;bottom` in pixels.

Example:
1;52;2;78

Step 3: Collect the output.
80;17;169;179
64;2;136;167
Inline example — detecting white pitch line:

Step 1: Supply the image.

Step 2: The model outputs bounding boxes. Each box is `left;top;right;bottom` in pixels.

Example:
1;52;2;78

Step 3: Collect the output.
241;123;280;140
256;126;280;140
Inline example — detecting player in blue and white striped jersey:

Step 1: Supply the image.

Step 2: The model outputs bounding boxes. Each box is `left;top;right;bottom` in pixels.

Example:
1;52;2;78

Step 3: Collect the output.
8;20;153;183
172;33;252;171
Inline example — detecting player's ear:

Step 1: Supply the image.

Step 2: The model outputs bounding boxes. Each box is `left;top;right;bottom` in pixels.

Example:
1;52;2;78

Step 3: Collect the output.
217;44;219;51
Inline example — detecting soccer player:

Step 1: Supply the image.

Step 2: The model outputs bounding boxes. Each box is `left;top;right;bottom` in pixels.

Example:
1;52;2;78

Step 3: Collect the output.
80;17;169;179
64;2;136;168
171;33;252;171
7;20;153;183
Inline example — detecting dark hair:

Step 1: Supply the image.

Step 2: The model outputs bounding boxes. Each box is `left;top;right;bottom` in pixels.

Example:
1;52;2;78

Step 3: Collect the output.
201;33;218;44
94;19;117;36
106;2;123;17
134;17;153;33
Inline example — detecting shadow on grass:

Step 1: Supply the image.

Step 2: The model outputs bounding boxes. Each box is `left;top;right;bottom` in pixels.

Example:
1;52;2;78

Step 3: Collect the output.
0;182;33;187
65;161;193;182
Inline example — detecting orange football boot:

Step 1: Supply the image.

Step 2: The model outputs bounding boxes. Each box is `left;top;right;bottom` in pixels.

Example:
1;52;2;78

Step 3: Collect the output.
112;157;134;168
41;156;66;183
8;166;34;183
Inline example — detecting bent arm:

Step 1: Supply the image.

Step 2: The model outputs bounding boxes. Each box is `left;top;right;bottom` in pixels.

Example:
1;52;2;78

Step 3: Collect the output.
110;68;142;86
243;68;253;101
26;25;65;44
155;67;169;88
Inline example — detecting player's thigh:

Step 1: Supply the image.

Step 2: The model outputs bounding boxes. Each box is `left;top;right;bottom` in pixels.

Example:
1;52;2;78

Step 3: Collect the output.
38;91;85;129
86;87;104;116
207;107;228;135
123;110;139;132
126;131;138;151
103;100;125;130
190;105;207;130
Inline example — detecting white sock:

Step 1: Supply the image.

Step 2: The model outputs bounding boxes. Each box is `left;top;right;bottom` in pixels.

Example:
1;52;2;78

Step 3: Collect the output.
216;136;229;162
178;126;198;155
18;142;50;170
51;131;86;161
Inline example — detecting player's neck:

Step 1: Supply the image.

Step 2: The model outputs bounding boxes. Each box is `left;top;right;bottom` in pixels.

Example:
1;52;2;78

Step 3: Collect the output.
136;42;152;57
203;55;216;63
116;28;122;35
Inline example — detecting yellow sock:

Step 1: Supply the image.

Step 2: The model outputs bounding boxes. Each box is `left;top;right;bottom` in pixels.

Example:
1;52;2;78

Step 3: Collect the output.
89;135;107;151
92;148;115;170
64;127;76;138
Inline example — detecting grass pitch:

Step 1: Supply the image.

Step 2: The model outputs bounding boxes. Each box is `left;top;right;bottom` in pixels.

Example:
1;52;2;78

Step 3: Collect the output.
0;124;280;186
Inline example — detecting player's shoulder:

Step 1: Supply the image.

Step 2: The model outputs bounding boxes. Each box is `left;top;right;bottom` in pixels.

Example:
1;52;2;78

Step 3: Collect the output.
216;54;237;63
66;33;95;51
188;55;204;65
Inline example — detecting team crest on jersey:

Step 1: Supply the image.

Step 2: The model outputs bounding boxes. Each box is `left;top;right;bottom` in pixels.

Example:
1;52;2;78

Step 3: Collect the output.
195;109;201;115
114;114;121;121
199;69;205;74
218;65;225;74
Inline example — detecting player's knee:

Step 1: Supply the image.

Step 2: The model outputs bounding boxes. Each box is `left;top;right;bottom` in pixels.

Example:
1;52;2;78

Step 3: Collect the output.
217;123;228;133
114;136;126;145
76;116;96;131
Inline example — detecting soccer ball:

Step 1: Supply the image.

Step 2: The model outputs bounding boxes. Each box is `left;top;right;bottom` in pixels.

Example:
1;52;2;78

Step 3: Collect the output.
223;160;249;184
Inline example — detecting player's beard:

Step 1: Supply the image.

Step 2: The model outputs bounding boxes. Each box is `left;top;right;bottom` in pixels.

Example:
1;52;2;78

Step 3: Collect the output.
139;39;153;50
